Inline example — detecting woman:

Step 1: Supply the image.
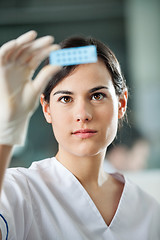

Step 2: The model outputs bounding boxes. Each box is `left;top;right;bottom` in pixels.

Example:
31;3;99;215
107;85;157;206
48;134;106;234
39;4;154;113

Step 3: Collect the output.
0;31;159;240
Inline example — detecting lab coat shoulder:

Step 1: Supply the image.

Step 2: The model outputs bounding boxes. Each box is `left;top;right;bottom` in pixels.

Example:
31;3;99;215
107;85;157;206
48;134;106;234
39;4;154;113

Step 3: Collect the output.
0;158;60;240
0;166;34;239
121;176;160;238
125;176;160;214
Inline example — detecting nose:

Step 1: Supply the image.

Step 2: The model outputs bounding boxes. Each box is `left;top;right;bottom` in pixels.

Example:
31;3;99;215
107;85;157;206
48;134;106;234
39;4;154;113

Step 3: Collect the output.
75;100;93;123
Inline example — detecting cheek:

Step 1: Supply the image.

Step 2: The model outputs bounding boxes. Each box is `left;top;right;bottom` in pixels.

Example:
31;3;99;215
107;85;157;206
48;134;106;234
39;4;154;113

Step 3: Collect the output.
99;102;119;140
99;101;119;124
52;108;71;126
49;107;71;138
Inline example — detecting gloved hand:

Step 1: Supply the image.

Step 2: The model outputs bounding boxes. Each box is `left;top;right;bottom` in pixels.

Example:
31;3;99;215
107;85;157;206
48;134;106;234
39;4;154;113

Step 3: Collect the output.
0;30;60;145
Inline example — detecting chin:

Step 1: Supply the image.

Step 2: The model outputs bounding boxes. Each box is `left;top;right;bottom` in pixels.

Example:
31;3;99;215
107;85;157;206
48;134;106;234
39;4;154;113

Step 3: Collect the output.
74;152;98;158
71;145;105;158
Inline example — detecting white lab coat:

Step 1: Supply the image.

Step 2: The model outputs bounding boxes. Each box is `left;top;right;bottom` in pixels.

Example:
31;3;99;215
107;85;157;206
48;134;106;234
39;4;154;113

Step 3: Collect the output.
0;157;160;240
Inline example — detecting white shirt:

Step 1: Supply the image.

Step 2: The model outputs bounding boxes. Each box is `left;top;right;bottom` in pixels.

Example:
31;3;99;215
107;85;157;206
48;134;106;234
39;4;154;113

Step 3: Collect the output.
0;157;160;240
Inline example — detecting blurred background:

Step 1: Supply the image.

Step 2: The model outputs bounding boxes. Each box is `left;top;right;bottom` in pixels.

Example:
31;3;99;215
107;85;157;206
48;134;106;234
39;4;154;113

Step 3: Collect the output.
0;0;160;200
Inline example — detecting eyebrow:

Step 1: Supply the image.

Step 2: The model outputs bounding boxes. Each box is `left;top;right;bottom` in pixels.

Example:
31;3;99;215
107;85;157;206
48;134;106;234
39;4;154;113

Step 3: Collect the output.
53;90;73;96
53;86;108;96
89;86;108;93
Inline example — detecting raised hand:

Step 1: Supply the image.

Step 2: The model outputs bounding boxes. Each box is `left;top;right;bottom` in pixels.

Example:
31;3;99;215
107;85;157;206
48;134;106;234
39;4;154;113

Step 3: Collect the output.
0;30;60;145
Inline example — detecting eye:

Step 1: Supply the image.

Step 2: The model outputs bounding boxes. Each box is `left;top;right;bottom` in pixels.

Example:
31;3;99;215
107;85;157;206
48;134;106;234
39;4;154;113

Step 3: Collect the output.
91;92;106;101
58;96;73;103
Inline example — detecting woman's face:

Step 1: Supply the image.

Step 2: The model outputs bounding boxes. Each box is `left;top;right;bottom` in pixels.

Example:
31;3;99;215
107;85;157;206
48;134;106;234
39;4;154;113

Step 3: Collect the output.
41;60;127;158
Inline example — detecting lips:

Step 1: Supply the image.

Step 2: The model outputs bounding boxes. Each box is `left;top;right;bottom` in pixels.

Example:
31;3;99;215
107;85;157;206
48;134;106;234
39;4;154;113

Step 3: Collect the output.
72;129;97;139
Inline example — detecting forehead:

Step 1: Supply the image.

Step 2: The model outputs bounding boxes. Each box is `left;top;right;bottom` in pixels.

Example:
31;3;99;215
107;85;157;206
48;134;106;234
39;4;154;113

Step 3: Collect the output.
53;60;113;91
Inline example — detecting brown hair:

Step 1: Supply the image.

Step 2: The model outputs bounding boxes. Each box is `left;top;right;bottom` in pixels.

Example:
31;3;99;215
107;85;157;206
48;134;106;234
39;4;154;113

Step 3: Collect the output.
43;36;127;103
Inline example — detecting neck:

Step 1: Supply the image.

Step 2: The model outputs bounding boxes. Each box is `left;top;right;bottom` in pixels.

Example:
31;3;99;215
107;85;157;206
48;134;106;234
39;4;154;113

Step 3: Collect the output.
55;148;108;189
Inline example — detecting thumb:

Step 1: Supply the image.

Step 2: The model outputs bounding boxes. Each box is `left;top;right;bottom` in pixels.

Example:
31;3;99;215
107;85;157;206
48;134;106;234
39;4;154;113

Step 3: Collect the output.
32;65;61;95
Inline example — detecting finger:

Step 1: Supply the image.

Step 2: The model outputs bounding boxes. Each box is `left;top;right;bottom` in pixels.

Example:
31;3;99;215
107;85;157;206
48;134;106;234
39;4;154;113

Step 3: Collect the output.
16;30;37;45
9;30;38;61
0;40;16;65
0;31;37;64
8;30;37;61
28;44;60;70
29;35;54;49
32;65;62;95
13;35;55;63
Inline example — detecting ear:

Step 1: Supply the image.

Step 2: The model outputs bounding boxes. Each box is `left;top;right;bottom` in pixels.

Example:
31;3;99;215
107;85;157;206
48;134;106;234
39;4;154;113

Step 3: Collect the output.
40;94;52;123
118;88;128;119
